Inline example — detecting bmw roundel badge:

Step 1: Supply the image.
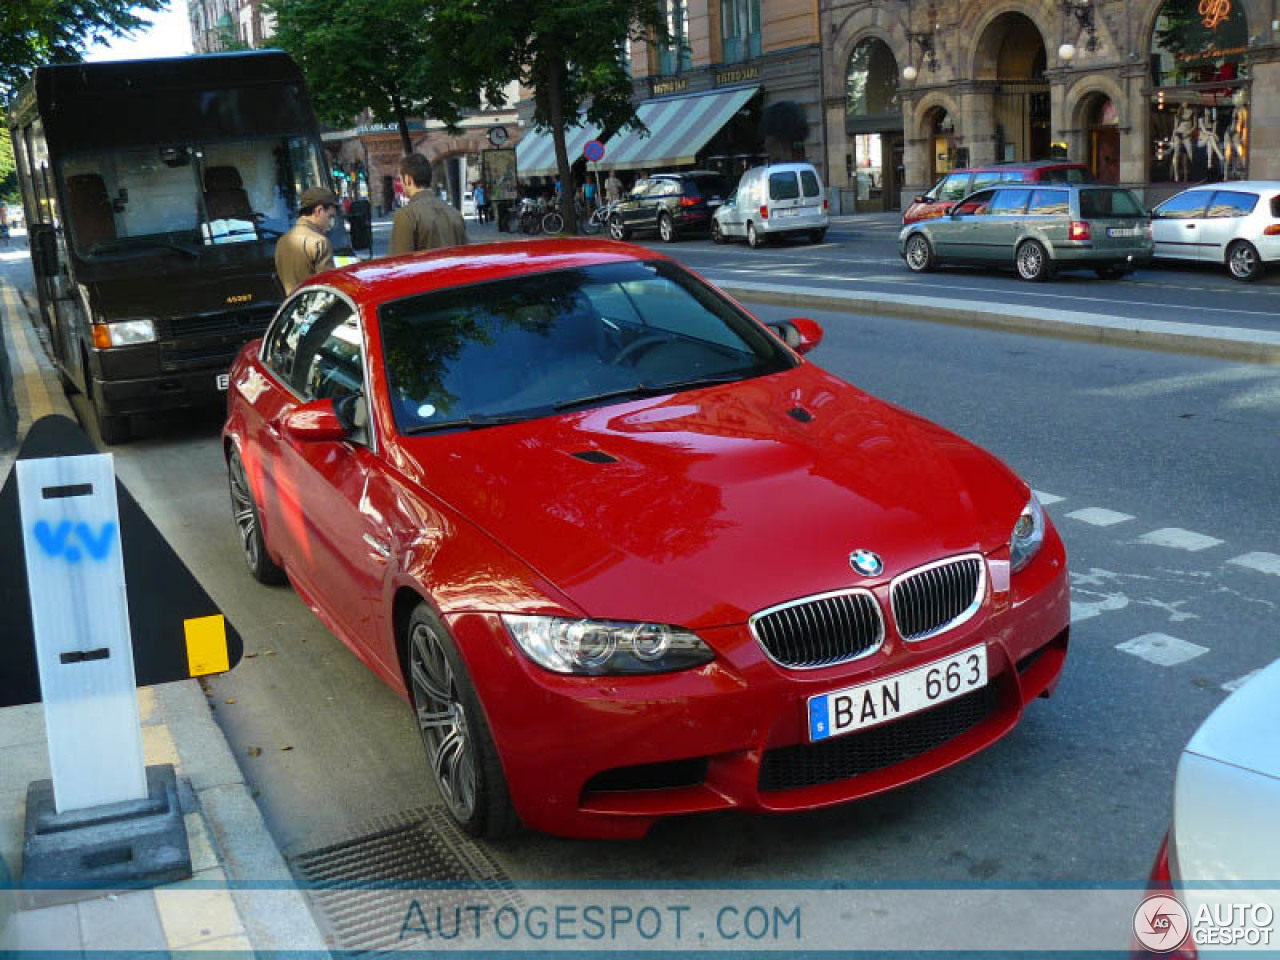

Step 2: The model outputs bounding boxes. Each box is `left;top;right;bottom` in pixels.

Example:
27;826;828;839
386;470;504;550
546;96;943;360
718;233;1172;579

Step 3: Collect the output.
849;549;884;577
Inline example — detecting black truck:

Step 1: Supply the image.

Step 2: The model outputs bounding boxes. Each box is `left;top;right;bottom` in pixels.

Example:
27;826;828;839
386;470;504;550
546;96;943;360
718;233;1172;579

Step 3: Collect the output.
8;51;352;442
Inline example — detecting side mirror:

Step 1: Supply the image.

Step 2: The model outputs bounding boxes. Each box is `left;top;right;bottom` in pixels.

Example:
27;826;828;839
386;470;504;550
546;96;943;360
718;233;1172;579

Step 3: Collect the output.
768;317;824;355
31;224;58;277
280;398;351;443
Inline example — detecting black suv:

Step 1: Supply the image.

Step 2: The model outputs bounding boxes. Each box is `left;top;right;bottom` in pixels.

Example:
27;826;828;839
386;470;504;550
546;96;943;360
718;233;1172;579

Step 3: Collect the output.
608;171;730;243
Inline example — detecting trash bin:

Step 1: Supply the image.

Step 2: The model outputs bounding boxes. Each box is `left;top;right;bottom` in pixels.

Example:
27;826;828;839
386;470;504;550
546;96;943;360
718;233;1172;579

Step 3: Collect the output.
346;199;373;253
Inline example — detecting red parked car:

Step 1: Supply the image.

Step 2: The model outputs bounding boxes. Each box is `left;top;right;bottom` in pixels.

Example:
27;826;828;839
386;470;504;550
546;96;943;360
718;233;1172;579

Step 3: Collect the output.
903;161;1094;225
222;240;1070;839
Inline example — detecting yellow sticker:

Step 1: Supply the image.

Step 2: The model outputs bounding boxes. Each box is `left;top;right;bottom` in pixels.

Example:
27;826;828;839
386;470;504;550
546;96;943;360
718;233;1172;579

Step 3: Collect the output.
184;615;230;676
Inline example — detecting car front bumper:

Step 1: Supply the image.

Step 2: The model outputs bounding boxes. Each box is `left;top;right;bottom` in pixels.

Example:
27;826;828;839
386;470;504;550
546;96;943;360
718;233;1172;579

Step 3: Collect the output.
448;529;1070;839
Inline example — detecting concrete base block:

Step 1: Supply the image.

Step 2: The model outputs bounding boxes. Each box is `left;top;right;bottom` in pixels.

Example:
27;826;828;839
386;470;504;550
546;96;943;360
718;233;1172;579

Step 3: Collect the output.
21;764;191;907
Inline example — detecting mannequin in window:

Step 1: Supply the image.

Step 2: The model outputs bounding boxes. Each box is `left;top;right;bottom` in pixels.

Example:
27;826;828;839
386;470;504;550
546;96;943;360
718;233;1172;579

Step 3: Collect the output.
1169;106;1195;182
1198;109;1225;177
1224;107;1247;179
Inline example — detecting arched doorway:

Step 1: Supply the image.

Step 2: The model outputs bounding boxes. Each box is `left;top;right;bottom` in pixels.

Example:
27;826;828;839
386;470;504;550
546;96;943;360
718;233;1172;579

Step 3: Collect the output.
1083;94;1120;183
846;37;903;211
975;12;1050;162
925;107;956;185
1149;0;1250;184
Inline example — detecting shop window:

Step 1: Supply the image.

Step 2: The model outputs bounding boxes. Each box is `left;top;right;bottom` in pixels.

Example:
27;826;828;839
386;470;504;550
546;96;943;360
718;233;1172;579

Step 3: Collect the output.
1150;0;1249;184
721;0;761;64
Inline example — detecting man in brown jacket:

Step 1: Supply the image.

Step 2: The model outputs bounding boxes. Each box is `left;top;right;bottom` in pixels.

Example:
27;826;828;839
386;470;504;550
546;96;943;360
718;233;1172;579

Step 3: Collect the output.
388;154;468;255
275;186;337;294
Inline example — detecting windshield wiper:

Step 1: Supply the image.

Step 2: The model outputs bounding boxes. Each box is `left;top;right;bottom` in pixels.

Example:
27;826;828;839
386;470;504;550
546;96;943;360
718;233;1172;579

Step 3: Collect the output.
402;411;545;435
552;373;745;413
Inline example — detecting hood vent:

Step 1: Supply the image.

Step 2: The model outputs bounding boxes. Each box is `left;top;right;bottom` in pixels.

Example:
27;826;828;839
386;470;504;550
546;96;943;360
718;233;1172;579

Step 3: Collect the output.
570;450;618;464
787;407;813;423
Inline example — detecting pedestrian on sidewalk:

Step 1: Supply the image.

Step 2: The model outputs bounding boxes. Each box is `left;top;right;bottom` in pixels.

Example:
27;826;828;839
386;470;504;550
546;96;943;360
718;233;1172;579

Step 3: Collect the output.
474;182;487;224
388;154;468;256
605;170;623;205
274;187;337;295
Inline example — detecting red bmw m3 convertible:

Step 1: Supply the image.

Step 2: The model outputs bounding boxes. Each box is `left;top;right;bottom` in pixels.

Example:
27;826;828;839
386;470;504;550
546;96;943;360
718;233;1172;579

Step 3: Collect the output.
222;240;1069;839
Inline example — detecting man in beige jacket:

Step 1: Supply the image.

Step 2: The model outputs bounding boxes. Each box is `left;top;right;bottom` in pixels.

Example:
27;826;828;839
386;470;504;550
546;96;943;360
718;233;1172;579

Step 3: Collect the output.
388;153;468;255
275;186;337;294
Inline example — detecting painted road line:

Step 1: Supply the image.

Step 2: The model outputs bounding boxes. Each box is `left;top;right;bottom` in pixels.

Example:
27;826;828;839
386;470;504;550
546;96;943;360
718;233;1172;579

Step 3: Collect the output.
1137;528;1225;552
1227;552;1280;576
1070;593;1128;623
1087;367;1276;399
1222;669;1263;693
1115;633;1209;667
1066;508;1135;527
1033;491;1065;505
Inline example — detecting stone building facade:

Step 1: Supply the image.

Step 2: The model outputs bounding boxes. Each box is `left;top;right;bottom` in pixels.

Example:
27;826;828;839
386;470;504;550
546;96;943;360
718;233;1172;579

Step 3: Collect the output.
822;0;1280;210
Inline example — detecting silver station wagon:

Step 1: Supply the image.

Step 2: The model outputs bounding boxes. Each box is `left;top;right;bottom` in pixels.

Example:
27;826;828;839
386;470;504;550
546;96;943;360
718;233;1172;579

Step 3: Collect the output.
898;183;1153;282
1151;181;1280;282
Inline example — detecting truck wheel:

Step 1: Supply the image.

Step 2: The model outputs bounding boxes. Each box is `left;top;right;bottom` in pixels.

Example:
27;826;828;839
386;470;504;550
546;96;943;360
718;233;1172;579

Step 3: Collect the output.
86;363;130;444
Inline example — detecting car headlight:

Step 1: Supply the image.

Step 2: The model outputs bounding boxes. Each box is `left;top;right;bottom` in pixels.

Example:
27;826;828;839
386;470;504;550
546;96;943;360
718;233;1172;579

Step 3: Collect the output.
94;318;157;348
502;615;715;675
1010;493;1046;573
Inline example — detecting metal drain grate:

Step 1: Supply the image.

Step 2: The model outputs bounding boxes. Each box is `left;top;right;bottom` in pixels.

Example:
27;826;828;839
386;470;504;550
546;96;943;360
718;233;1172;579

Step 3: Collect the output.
293;806;521;955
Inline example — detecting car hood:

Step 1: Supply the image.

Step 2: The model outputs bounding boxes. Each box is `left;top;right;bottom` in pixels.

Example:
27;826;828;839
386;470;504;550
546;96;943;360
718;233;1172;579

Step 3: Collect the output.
395;364;1029;628
1184;657;1280;779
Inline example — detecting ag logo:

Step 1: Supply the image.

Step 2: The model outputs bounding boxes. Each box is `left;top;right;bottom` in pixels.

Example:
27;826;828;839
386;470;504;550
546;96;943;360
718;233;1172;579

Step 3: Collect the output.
1134;895;1190;953
849;549;883;577
33;520;116;564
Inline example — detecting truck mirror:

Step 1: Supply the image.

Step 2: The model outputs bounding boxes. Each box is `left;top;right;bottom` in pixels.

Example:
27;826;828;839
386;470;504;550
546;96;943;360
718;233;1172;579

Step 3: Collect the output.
31;225;58;277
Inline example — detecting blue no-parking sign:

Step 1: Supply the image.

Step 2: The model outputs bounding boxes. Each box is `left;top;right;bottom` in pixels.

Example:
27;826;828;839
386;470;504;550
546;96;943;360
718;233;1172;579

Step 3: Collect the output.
583;140;606;163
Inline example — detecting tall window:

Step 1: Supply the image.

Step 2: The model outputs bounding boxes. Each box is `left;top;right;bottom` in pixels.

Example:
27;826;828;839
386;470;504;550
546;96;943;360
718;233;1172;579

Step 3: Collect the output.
658;0;692;74
721;0;761;64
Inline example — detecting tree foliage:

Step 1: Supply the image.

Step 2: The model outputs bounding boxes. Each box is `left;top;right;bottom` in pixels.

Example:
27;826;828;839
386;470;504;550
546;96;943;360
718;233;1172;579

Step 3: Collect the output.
0;120;18;204
0;0;167;98
266;0;464;155
423;0;667;233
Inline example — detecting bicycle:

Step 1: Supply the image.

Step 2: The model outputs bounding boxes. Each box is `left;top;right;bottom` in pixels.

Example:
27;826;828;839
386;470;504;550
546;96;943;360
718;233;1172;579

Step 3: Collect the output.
581;202;615;236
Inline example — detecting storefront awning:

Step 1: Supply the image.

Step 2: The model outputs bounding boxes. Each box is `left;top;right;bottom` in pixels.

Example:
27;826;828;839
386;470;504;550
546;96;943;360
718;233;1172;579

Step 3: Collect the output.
515;119;603;178
601;86;759;172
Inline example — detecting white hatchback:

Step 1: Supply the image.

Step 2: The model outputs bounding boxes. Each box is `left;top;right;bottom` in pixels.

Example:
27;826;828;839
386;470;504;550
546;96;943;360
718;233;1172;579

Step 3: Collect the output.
1150;180;1280;281
712;162;829;248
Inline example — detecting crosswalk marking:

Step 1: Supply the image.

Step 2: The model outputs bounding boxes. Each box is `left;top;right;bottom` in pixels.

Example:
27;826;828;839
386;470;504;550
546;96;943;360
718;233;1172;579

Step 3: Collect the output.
1065;507;1134;527
1227;552;1280;576
1116;633;1209;667
1137;528;1224;552
1033;490;1064;505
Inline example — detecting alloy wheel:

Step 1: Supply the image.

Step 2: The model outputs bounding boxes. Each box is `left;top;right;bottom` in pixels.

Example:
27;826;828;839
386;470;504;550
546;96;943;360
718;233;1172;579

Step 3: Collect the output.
1017;242;1045;280
1228;242;1259;281
609;216;625;241
228;455;260;572
906;235;931;271
659;214;674;242
409;619;478;822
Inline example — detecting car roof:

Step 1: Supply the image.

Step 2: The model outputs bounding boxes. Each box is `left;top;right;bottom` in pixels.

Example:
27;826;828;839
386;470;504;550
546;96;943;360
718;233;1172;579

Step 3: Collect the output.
313;239;671;306
649;170;725;180
1172;181;1280;192
968;160;1089;172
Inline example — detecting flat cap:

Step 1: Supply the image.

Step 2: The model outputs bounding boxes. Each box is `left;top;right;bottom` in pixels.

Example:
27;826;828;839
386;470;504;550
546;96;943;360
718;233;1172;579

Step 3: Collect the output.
300;186;338;209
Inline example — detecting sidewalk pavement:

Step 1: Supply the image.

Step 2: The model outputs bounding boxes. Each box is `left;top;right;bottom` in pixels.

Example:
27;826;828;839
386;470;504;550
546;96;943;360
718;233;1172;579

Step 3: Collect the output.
0;254;328;956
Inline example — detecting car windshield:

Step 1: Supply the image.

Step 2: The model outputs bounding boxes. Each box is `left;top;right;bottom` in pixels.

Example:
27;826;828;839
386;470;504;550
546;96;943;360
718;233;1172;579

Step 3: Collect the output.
1079;188;1145;219
377;260;795;433
60;137;328;259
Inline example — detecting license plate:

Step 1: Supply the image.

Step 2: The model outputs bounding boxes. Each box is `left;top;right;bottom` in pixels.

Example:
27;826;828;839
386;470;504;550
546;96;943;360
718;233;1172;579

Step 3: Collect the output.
1107;227;1141;237
774;207;798;218
808;644;988;742
215;373;230;391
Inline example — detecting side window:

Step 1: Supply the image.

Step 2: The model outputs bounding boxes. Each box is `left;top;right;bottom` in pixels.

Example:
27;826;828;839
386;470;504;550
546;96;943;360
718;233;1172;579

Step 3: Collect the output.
1001;171;1029;183
1153;192;1210;219
1206;191;1259;218
971;172;1001;192
264;290;327;386
953;190;996;216
631;180;653;198
291;299;364;403
800;169;821;198
988;188;1032;216
661;180;681;197
935;174;971;203
1271;195;1280;218
1027;189;1070;216
768;172;800;201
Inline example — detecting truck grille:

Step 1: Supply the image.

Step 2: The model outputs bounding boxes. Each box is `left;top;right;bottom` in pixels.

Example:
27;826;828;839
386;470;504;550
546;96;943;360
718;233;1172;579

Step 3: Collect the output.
158;305;276;372
759;685;997;792
891;555;985;642
750;590;883;669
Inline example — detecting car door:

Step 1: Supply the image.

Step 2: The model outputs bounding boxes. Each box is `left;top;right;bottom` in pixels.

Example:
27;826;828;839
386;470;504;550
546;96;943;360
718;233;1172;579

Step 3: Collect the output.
974;187;1033;262
1196;190;1259;264
1151;191;1211;260
273;291;396;665
723;174;755;235
932;189;996;260
620;180;653;230
925;172;973;220
767;170;802;228
1024;187;1072;254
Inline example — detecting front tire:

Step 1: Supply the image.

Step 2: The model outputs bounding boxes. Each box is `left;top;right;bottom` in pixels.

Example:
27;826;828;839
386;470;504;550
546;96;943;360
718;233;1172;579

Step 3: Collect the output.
747;221;763;248
809;229;827;244
228;448;285;585
85;360;130;444
904;233;935;273
1016;240;1053;282
407;604;518;838
1227;240;1263;281
711;219;727;245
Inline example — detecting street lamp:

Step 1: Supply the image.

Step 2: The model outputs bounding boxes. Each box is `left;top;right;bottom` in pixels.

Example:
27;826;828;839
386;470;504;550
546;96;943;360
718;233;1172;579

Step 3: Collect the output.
904;2;940;78
1060;0;1098;54
1059;42;1077;61
903;64;919;81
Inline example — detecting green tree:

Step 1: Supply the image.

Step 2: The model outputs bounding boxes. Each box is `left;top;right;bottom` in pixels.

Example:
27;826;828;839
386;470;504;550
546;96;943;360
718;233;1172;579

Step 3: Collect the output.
0;120;18;205
1;0;167;98
423;0;666;234
266;0;461;155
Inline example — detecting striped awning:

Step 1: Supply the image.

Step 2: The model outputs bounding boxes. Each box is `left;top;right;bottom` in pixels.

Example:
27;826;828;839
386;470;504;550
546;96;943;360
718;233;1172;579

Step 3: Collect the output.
515;118;603;178
601;86;759;172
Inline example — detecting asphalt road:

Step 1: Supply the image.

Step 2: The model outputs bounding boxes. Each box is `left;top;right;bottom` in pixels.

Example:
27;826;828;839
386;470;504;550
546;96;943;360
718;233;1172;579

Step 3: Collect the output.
61;286;1280;886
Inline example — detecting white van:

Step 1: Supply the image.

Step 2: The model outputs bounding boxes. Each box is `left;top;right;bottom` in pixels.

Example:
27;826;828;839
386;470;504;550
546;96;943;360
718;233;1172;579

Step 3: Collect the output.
711;162;829;247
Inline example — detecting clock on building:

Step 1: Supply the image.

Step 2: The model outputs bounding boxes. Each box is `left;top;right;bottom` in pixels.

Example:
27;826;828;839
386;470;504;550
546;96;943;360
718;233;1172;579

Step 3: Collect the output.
488;126;509;147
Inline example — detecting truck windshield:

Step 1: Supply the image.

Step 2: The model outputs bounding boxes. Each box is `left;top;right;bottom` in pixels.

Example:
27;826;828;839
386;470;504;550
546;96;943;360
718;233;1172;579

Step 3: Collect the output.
60;137;327;259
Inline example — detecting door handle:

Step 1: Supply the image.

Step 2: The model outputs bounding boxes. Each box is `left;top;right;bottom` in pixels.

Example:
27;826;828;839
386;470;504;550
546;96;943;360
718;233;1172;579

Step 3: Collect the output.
1185;224;1197;230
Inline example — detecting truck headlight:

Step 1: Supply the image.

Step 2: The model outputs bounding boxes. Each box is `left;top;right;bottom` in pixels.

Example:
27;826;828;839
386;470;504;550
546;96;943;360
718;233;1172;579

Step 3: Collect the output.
1010;493;1046;573
93;318;157;348
502;615;715;675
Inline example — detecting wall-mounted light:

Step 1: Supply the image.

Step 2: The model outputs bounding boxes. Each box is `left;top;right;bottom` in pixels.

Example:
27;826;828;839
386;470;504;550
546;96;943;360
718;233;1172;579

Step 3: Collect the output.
904;3;940;79
1061;0;1098;55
